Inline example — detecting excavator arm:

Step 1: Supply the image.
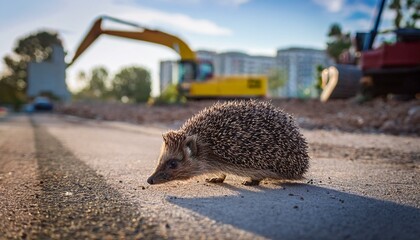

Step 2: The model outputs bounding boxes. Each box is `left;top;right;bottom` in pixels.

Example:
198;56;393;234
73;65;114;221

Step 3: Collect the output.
68;15;268;99
68;15;196;66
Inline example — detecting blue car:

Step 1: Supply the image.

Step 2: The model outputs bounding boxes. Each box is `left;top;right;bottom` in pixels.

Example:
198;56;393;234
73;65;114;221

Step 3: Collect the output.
33;97;54;111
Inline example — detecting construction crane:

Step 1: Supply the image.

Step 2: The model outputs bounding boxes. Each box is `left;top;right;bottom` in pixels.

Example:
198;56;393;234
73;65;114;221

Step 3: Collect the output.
68;15;267;99
321;0;420;101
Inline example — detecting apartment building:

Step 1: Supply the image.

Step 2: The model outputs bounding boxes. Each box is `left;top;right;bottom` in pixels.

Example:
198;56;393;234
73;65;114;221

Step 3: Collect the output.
27;45;70;101
276;47;332;97
159;47;332;98
213;51;275;76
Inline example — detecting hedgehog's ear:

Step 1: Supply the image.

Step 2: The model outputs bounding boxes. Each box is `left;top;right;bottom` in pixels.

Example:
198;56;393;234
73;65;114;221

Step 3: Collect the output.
162;131;175;145
162;133;169;144
184;135;197;158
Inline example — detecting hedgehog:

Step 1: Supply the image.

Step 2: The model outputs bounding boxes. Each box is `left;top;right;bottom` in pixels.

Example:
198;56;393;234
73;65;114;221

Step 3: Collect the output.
147;100;309;186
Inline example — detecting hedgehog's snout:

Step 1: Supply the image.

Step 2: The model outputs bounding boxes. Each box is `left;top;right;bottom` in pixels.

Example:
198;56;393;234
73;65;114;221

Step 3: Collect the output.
147;171;170;185
147;176;155;184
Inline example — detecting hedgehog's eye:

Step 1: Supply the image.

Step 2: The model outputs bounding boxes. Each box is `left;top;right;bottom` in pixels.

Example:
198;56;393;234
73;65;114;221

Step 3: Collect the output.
167;159;178;169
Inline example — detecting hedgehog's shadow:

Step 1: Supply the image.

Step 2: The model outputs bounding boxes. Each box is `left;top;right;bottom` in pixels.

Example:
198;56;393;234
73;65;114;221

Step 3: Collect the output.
167;183;419;240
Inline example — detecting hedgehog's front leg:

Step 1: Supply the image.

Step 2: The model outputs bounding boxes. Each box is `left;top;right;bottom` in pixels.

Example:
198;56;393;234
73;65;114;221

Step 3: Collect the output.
242;179;262;186
206;174;226;183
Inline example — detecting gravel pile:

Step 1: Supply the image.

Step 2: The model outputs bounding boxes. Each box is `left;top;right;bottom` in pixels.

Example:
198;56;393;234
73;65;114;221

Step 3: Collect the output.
56;98;420;136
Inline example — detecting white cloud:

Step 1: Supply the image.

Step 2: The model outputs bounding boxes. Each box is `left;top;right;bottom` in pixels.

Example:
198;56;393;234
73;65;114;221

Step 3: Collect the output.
246;47;276;57
117;7;232;36
220;0;250;6
313;0;374;17
313;0;345;12
340;3;397;32
155;0;250;6
354;19;372;31
312;0;378;34
343;3;374;17
382;8;396;21
378;9;396;30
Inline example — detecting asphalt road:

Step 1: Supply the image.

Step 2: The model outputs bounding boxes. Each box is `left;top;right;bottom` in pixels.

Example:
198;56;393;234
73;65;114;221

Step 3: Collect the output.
0;114;419;239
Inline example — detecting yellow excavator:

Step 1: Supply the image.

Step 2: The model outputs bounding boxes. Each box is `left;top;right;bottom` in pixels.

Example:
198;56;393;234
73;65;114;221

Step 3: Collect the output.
68;16;267;99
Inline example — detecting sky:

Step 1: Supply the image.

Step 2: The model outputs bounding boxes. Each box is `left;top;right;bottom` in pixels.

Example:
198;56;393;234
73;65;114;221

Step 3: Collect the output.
0;0;395;96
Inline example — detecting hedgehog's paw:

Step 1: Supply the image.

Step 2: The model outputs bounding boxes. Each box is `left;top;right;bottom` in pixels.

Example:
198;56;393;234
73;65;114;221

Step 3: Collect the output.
242;179;261;186
206;174;226;184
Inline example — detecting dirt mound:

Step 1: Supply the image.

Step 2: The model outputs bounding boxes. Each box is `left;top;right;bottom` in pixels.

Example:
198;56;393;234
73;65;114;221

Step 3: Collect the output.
56;98;420;136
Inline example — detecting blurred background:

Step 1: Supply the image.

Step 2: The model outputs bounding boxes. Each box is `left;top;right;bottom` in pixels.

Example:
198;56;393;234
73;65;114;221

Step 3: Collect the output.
0;0;419;134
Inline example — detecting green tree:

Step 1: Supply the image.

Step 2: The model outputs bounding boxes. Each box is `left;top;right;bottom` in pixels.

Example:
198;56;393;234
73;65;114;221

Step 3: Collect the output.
267;68;287;97
0;77;26;109
152;84;186;105
2;31;62;92
14;31;62;62
328;23;343;37
326;23;351;63
0;31;62;108
74;66;110;99
389;0;419;28
314;65;324;96
112;66;151;103
86;67;109;98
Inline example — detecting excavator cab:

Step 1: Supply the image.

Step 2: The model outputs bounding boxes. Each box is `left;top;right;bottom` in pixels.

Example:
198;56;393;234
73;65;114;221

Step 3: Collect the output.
178;60;214;83
177;60;215;97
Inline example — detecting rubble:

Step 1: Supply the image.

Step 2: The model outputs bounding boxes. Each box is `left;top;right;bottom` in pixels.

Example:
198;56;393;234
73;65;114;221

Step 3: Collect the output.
56;98;420;136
